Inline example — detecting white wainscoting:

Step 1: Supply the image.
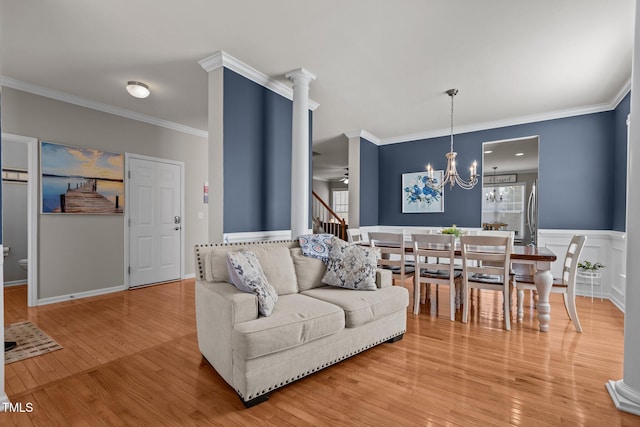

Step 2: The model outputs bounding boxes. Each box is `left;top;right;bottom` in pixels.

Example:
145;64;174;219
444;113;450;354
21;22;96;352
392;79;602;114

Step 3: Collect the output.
361;226;626;312
533;230;625;311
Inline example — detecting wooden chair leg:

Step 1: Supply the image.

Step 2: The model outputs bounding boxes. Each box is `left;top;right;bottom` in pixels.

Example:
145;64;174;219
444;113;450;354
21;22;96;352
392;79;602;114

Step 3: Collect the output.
449;282;456;321
565;293;583;333
517;289;524;322
462;282;469;324
413;278;421;315
503;289;511;331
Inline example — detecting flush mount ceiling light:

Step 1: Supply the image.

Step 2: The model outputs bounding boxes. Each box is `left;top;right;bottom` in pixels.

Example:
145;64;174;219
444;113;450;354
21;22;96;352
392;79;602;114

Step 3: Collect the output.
126;81;150;99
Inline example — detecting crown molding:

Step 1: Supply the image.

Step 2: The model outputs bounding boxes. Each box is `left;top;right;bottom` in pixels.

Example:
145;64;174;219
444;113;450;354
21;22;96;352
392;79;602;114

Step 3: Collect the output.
343;80;631;147
1;76;208;139
199;51;319;111
611;78;631;109
380;100;623;146
343;129;381;145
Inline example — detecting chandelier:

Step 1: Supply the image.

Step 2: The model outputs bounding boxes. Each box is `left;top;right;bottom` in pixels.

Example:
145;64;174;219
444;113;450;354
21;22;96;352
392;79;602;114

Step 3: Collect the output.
485;166;503;202
426;89;478;190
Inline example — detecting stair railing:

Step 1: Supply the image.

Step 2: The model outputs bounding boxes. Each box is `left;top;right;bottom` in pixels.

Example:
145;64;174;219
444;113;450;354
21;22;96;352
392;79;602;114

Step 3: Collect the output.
311;191;346;240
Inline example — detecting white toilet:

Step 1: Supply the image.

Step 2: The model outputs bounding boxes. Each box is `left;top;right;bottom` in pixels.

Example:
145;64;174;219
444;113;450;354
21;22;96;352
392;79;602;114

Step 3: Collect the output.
18;259;28;271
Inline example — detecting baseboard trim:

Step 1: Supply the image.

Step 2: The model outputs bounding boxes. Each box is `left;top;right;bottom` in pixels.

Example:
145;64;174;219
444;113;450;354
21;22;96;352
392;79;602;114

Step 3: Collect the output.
37;285;126;306
3;280;28;287
182;273;196;280
607;380;640;416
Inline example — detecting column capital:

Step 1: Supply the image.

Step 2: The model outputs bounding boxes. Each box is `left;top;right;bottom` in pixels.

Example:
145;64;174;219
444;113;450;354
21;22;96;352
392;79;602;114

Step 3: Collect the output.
285;68;317;84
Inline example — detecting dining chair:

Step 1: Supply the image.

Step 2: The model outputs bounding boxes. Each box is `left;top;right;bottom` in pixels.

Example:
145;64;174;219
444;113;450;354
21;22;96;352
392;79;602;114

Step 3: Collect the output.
347;228;363;243
412;233;461;319
460;234;513;330
369;232;415;285
514;235;587;332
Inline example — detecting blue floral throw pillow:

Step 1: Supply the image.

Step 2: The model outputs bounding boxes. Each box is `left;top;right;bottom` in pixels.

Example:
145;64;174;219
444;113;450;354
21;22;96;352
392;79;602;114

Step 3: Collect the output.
321;237;378;291
298;233;334;262
227;250;278;316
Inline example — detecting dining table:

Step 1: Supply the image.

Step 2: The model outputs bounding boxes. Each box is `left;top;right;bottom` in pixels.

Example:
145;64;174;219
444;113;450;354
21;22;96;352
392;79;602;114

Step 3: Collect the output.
363;240;557;332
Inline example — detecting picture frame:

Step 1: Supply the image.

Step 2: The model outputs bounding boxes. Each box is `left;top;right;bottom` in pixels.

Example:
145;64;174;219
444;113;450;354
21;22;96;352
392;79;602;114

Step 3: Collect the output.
40;141;124;214
402;170;444;213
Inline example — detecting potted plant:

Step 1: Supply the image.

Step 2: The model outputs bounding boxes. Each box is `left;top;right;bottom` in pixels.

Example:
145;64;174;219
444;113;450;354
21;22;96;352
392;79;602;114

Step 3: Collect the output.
441;224;462;238
578;260;605;272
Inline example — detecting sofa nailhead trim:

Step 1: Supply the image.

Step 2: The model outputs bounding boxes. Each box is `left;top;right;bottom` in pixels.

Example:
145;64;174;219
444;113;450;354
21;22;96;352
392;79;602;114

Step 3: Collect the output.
236;330;406;402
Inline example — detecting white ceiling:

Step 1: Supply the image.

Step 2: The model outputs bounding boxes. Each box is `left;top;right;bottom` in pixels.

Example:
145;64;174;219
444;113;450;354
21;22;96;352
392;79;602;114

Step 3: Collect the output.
483;136;539;175
1;1;634;181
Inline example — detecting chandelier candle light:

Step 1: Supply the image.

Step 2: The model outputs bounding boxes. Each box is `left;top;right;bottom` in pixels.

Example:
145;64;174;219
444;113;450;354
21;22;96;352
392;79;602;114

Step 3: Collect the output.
426;89;478;190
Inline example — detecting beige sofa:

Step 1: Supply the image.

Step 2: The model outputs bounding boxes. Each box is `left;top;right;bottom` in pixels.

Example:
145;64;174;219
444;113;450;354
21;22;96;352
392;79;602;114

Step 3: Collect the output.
194;240;409;407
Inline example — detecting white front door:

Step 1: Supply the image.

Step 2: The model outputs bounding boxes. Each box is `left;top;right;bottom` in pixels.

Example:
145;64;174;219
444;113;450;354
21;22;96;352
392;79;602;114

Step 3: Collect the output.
128;157;182;287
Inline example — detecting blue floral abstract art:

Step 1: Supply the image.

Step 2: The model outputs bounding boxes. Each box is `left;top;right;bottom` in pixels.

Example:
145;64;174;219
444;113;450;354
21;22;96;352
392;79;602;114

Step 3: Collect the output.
402;170;444;213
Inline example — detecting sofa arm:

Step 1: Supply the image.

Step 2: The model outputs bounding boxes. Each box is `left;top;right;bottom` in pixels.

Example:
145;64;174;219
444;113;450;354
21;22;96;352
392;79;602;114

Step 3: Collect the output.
376;269;393;288
195;280;258;386
196;280;258;326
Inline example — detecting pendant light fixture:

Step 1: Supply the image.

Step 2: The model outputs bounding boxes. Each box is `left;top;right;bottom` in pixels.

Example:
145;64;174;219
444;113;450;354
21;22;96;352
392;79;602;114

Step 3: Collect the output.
426;89;478;190
485;166;503;202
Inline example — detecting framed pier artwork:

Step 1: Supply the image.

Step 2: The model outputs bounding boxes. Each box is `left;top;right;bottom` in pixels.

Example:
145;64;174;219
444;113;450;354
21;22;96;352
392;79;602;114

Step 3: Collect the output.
40;141;124;214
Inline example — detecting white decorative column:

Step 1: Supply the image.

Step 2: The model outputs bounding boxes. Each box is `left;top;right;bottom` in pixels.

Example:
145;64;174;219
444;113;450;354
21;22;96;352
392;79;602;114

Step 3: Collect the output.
607;0;640;415
286;68;316;239
345;131;362;229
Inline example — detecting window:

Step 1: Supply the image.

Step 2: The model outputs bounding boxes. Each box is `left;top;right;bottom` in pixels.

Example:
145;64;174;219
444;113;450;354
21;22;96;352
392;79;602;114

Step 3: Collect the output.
332;190;348;223
482;183;526;240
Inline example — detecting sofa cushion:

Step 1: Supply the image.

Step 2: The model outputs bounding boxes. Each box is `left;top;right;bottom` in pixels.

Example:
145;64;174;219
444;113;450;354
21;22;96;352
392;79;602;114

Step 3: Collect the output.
290;248;327;292
227;250;278;317
298;233;334;262
322;237;378;290
205;245;298;295
302;286;409;328
232;294;345;360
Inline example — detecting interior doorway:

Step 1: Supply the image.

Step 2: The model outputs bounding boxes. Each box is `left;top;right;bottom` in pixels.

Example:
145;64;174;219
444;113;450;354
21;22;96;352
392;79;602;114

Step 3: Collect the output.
482;136;539;246
1;133;39;306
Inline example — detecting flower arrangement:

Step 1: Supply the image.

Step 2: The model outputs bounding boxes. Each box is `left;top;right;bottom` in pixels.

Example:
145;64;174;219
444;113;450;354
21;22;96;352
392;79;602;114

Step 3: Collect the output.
577;260;605;271
440;224;462;238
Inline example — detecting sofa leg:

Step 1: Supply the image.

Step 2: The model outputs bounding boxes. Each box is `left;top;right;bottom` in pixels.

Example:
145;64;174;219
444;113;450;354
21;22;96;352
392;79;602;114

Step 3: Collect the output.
386;333;404;343
241;393;271;408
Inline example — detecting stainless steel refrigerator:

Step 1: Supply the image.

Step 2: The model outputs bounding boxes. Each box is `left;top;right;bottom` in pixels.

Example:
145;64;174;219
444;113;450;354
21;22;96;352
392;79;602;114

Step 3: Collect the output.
526;180;538;246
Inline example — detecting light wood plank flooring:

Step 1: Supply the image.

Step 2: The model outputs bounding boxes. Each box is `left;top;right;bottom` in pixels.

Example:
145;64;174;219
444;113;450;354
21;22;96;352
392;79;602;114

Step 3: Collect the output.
1;280;638;426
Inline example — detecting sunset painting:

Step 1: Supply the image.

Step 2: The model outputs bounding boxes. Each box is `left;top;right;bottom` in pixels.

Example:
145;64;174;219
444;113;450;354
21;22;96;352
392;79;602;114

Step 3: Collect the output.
41;142;124;214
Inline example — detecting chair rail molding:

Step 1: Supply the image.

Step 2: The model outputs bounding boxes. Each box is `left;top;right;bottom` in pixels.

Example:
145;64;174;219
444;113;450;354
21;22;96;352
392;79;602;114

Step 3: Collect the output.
222;230;293;244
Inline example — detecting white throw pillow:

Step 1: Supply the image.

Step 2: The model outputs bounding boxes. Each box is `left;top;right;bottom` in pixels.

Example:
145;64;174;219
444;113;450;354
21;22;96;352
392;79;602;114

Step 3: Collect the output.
227;250;278;316
321;237;378;291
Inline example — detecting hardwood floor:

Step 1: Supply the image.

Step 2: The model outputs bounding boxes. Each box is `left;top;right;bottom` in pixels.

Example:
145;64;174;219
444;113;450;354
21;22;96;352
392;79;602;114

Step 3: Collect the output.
1;281;638;426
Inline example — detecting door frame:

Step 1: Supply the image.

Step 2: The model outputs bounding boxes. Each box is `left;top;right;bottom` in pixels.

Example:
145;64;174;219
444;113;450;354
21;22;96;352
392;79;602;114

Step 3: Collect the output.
1;133;39;306
124;153;185;289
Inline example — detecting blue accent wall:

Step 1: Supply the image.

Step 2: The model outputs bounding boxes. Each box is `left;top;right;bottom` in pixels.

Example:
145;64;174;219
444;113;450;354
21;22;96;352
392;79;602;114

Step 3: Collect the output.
223;69;293;233
376;110;619;230
613;92;630;231
0;93;2;244
360;138;379;226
